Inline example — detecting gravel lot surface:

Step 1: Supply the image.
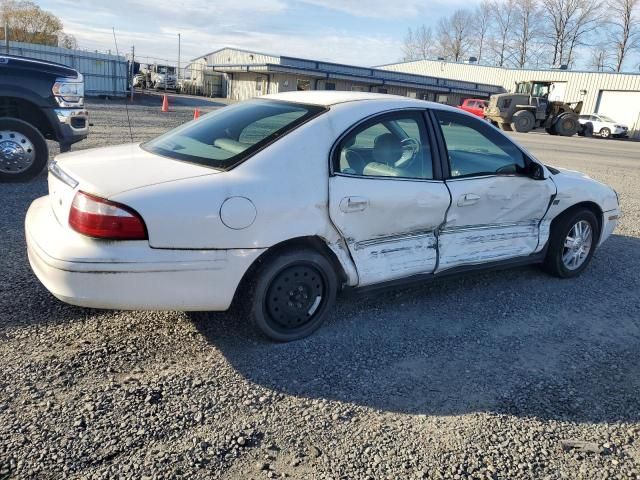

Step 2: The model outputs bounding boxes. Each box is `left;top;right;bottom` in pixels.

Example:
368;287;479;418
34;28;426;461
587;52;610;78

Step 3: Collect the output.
1;95;639;479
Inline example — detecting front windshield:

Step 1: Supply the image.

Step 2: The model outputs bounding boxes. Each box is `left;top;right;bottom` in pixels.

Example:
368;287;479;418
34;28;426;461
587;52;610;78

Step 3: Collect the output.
531;83;550;96
599;115;616;122
143;99;326;170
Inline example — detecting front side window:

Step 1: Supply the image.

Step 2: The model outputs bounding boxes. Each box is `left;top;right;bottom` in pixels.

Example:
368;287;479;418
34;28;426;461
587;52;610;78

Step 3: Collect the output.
435;110;527;178
335;112;433;180
143;100;325;170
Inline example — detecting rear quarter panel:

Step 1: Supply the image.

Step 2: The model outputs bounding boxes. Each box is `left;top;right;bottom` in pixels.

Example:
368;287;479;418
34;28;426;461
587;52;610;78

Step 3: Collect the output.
111;113;341;250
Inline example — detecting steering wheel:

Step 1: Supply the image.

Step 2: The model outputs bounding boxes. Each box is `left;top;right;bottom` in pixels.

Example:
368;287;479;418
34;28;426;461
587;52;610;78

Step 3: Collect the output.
396;137;421;168
343;149;366;175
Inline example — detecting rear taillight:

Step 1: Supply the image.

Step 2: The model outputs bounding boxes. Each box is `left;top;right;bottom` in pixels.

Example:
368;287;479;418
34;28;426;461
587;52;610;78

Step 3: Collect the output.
69;191;147;240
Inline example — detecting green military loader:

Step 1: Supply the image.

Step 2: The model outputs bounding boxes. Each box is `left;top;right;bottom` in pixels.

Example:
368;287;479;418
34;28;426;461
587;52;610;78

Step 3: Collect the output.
485;81;590;137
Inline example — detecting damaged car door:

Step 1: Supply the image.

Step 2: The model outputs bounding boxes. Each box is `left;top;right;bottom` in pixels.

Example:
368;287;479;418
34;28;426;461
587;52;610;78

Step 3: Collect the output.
434;110;556;271
328;110;450;286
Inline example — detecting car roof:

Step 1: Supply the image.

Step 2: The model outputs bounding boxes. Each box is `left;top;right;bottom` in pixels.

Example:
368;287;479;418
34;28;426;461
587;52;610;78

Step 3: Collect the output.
261;90;451;109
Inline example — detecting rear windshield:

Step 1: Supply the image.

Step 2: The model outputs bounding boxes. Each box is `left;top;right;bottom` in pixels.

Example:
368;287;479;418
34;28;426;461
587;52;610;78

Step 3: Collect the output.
142;99;326;170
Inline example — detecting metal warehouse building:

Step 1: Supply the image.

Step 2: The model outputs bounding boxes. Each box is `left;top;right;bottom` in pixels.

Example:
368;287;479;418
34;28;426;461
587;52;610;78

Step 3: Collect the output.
188;47;503;106
379;59;640;138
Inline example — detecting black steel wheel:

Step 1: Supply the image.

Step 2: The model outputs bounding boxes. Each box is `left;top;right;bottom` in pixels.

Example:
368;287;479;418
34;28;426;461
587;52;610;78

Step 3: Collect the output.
245;248;338;342
266;264;326;330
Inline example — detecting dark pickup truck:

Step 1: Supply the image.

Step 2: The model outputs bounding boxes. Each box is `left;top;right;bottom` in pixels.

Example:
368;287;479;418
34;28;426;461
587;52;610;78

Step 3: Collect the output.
0;54;89;182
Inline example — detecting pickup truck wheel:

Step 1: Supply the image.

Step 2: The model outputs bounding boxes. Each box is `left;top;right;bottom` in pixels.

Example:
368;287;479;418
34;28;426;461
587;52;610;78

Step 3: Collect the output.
0;118;48;182
543;209;599;278
246;248;338;342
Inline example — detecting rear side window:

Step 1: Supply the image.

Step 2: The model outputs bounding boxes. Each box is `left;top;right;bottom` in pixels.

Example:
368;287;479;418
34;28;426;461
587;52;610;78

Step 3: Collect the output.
143;100;326;170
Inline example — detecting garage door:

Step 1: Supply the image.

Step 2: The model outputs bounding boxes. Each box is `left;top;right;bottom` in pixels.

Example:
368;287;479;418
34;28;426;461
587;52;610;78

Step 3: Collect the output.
596;90;640;139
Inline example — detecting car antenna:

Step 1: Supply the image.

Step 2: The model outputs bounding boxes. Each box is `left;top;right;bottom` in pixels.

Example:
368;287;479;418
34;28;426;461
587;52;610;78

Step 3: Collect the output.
112;27;134;143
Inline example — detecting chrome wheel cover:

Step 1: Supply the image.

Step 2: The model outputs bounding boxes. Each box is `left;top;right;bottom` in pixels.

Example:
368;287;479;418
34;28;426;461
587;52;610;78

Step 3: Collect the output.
0;130;36;174
562;220;593;270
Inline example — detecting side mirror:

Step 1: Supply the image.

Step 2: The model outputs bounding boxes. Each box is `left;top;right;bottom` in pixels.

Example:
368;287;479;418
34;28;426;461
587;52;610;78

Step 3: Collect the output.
528;162;545;180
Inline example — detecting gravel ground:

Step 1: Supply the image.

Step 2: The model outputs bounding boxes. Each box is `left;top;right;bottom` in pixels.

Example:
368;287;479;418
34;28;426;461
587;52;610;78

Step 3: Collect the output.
1;95;639;479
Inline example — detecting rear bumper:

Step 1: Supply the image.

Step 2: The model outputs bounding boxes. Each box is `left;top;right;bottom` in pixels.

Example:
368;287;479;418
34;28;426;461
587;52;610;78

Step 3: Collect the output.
25;196;264;311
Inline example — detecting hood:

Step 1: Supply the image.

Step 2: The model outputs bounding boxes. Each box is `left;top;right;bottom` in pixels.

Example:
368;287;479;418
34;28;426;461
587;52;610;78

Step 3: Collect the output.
549;167;619;212
55;143;218;197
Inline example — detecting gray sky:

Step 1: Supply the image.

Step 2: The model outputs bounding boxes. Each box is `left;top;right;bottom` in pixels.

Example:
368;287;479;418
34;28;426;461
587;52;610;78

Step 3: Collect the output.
41;0;478;66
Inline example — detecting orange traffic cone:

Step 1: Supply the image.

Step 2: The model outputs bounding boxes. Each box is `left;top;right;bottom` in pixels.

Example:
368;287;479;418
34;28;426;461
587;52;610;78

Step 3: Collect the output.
193;107;200;120
161;94;169;113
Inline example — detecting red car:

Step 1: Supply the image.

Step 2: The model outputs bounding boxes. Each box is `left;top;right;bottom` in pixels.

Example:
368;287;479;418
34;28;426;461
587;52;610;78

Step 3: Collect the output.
458;98;488;118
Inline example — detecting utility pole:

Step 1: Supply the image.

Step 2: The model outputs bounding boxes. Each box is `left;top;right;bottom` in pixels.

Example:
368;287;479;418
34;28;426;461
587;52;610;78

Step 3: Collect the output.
130;45;135;102
4;22;9;54
177;33;181;85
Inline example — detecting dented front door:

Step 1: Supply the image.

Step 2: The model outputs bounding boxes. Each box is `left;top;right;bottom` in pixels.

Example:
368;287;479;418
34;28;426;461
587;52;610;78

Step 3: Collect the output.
437;176;555;271
433;109;556;272
329;176;450;286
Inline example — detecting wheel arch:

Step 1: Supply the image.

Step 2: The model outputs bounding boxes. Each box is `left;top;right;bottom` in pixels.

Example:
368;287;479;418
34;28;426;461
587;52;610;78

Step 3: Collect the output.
0;96;56;140
551;201;603;239
230;235;352;309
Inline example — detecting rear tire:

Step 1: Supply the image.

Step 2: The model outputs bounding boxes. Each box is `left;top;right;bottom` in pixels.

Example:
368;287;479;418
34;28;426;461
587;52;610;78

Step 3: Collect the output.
0;117;48;182
511;110;535;133
245;248;338;342
543;208;599;278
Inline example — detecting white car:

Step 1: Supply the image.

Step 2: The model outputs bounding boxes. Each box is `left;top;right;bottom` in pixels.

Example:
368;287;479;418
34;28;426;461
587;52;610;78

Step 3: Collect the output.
26;91;620;341
578;114;629;138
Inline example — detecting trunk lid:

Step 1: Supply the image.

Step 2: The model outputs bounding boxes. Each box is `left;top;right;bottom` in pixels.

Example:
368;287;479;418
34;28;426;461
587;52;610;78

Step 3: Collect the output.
48;143;218;227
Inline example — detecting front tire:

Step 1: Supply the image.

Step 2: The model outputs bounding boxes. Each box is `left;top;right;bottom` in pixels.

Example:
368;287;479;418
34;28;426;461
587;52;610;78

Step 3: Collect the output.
554;113;579;136
543;209;599;278
0;118;48;182
600;127;611;139
245;248;338;342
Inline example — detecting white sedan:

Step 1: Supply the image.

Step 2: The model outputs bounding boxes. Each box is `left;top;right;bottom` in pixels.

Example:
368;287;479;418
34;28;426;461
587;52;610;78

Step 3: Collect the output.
26;91;620;341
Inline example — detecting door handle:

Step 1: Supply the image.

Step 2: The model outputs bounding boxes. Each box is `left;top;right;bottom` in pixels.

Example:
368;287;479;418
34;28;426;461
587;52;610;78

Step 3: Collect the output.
457;193;480;207
340;196;369;213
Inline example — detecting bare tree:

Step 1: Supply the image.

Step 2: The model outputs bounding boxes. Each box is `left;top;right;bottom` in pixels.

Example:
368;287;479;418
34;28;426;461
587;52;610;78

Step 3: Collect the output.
588;41;614;70
402;25;435;61
437;9;473;61
512;0;540;67
491;0;517;66
473;0;494;62
565;0;602;66
542;0;602;66
607;0;640;71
